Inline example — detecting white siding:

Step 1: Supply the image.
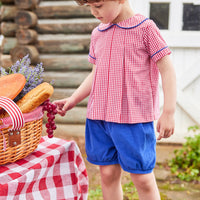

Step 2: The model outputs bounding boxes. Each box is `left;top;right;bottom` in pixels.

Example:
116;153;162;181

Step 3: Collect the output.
129;0;200;143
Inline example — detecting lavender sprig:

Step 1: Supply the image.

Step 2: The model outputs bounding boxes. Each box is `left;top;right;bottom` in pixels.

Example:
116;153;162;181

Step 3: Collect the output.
0;55;44;102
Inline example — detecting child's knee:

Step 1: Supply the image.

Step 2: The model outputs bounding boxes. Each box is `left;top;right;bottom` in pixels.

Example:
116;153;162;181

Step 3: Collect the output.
100;164;121;184
131;172;156;191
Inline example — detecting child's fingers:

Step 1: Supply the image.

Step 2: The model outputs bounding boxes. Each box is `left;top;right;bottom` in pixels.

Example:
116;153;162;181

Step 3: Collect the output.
63;101;70;111
156;122;160;133
56;109;65;116
164;128;174;138
53;100;64;107
157;128;174;140
54;102;66;116
57;107;67;116
157;130;164;140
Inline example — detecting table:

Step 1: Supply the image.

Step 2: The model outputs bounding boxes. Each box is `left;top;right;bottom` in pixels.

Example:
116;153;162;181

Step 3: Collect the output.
0;136;88;200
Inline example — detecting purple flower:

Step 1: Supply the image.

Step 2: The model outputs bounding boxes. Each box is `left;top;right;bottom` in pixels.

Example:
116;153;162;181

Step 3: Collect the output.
0;54;45;102
0;67;7;75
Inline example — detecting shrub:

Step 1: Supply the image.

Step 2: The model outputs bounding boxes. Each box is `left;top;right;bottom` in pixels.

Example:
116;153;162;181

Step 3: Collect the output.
168;126;200;182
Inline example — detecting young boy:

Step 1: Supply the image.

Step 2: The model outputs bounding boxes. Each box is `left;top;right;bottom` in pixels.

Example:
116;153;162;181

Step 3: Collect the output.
53;0;176;199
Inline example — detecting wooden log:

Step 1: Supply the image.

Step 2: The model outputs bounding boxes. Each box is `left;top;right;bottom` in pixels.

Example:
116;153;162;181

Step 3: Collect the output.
43;71;90;88
36;34;90;54
2;34;90;54
1;0;14;4
43;124;85;138
0;6;17;21
0;22;17;37
50;88;88;106
36;19;98;34
0;54;12;68
16;29;38;44
49;107;87;124
2;37;17;54
14;0;40;10
39;54;92;71
42;0;71;1
15;11;37;28
35;5;92;19
10;45;39;64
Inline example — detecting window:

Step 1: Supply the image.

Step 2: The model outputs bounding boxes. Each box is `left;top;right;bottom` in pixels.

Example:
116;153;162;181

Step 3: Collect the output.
137;0;200;32
149;3;170;30
183;3;200;31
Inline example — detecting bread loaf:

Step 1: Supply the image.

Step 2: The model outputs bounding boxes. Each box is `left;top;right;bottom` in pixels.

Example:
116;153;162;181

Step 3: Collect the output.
0;82;54;118
16;82;54;113
0;73;26;103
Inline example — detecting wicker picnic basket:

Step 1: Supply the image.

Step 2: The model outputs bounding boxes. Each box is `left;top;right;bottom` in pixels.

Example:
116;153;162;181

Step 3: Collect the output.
0;96;44;165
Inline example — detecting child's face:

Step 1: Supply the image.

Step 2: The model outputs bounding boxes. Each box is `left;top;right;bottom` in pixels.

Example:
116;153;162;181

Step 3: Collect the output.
87;0;125;24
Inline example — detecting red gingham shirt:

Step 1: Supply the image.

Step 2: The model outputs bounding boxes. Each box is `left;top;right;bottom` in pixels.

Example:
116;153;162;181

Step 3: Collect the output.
87;14;171;123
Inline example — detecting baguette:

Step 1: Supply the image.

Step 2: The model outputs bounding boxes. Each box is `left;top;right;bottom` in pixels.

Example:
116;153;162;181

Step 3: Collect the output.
0;82;54;118
16;82;54;113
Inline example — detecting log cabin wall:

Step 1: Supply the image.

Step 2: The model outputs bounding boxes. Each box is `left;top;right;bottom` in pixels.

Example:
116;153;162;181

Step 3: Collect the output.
0;0;99;136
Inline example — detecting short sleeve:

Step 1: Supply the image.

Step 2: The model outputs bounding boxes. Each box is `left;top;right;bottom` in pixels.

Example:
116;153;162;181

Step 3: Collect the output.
88;30;96;64
143;20;171;63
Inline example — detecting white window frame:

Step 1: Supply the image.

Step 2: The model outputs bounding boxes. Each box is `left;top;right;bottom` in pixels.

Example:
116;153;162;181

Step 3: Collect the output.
129;0;200;48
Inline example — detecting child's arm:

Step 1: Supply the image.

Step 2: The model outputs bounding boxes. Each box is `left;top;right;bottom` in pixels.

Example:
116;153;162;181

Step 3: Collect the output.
156;55;176;140
53;65;96;116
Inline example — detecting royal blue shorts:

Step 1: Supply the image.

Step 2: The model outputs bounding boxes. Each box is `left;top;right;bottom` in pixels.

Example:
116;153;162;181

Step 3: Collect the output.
85;119;156;174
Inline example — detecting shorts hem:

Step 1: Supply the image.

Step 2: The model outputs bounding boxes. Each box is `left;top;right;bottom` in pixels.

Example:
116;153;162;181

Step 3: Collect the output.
87;158;119;166
87;157;154;174
121;165;154;174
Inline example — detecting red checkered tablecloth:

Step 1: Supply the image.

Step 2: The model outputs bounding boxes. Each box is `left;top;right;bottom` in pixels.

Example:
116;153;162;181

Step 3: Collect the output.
0;136;88;200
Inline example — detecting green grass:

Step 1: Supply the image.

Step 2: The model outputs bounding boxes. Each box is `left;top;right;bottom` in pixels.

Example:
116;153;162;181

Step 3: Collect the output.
88;186;103;200
122;182;139;199
88;182;169;200
88;182;139;200
159;183;186;191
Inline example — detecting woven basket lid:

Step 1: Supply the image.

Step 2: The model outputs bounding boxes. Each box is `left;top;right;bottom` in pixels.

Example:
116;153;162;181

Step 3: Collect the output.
0;74;26;110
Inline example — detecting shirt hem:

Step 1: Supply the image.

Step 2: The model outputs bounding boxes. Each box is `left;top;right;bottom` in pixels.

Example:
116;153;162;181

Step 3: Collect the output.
86;115;159;124
151;46;171;63
88;55;96;65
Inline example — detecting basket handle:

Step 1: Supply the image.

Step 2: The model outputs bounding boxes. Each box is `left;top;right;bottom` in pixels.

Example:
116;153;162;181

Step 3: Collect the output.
0;96;24;130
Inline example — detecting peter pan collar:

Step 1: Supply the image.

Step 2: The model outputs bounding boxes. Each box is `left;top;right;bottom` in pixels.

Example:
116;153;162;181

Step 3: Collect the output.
98;14;149;32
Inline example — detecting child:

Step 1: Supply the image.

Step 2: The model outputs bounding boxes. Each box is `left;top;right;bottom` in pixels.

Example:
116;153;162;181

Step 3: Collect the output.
53;0;176;199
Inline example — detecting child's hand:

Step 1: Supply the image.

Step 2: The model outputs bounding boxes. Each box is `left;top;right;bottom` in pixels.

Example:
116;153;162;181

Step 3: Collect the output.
156;112;175;140
53;97;75;116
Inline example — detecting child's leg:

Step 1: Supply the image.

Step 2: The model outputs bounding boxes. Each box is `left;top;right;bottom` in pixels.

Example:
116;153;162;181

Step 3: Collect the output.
130;172;160;200
100;164;123;200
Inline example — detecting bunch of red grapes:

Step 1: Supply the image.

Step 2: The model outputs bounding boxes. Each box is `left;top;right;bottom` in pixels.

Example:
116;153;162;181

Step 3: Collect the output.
42;99;57;138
